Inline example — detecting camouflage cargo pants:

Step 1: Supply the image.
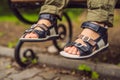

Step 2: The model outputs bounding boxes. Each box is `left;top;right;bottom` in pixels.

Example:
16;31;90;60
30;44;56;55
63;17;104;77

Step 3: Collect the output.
40;0;118;27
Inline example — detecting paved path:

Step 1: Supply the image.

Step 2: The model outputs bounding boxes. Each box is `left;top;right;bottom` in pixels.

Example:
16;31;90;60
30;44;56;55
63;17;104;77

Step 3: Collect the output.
0;56;87;80
0;45;87;80
0;46;120;80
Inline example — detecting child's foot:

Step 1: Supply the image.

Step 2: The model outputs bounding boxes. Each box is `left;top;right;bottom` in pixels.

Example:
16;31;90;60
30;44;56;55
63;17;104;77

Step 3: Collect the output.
60;22;109;59
64;28;99;55
22;14;57;39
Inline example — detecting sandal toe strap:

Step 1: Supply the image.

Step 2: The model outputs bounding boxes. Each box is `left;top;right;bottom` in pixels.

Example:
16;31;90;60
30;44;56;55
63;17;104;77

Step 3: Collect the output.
65;42;93;56
24;24;50;38
75;43;93;56
65;42;76;47
33;30;47;38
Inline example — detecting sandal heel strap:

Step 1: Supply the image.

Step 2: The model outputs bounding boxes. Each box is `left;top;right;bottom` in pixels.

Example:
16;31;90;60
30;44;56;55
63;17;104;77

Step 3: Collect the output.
81;21;107;35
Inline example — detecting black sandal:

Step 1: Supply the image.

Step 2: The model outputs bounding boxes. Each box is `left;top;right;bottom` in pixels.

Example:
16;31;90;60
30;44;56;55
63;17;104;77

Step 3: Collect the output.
21;14;59;41
60;21;109;59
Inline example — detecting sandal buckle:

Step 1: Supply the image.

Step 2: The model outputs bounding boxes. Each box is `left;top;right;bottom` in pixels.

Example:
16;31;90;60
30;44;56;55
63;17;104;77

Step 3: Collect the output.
81;36;90;42
25;28;33;33
74;43;82;48
79;35;96;46
31;24;37;29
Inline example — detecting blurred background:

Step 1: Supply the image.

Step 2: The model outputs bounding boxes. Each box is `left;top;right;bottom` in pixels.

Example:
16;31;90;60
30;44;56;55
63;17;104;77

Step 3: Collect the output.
1;1;120;80
0;0;120;65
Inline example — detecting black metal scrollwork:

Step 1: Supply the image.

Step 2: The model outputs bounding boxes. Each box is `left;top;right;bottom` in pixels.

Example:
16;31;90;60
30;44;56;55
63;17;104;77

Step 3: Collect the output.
15;41;38;68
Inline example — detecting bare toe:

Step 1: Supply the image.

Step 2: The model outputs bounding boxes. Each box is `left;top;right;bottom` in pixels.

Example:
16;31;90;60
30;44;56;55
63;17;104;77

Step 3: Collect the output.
67;47;76;54
25;34;30;38
30;33;38;38
77;51;80;55
71;47;78;55
64;47;71;52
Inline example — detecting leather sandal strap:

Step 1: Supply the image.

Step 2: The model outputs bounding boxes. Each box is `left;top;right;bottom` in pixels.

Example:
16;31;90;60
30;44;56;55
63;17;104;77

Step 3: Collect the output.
32;24;50;38
25;24;48;33
81;22;108;36
24;24;50;38
36;24;48;31
65;42;93;56
39;14;57;26
33;30;47;38
74;43;92;56
23;14;58;38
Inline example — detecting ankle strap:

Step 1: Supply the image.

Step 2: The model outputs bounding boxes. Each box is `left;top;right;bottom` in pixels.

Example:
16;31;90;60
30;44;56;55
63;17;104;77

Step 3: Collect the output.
39;13;57;25
81;22;108;36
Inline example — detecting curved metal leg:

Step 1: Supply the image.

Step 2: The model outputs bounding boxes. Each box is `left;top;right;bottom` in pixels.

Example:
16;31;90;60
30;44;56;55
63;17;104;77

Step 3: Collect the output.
52;12;72;51
15;40;38;68
8;0;38;24
14;33;59;68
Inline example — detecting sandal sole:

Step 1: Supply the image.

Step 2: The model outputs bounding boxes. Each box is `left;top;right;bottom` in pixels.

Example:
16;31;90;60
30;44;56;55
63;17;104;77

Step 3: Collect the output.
20;35;59;42
60;43;109;59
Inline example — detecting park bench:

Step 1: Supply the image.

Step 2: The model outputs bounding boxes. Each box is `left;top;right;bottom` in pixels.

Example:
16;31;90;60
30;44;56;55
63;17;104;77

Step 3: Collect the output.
9;0;87;24
10;0;120;8
10;0;86;8
8;0;120;68
9;0;120;24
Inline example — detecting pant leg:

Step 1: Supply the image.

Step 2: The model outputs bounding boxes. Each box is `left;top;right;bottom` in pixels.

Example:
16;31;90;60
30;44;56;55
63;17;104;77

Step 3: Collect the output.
40;0;69;18
87;0;118;27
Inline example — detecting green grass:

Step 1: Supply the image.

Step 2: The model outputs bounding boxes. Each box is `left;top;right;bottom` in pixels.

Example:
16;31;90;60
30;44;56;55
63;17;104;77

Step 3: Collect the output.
7;39;19;48
0;9;83;22
0;15;18;22
0;14;38;23
78;64;99;80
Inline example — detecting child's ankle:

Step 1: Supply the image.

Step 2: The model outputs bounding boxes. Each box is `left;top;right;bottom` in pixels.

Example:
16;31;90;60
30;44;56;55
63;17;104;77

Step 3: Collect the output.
91;22;108;28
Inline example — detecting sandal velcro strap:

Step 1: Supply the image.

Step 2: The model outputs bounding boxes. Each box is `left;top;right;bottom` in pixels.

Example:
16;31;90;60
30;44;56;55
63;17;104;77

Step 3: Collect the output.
32;24;50;38
74;43;91;52
24;24;37;33
25;24;48;32
65;42;89;52
65;42;93;56
33;30;47;38
39;14;57;25
65;42;75;47
74;43;92;56
24;24;50;38
81;22;107;35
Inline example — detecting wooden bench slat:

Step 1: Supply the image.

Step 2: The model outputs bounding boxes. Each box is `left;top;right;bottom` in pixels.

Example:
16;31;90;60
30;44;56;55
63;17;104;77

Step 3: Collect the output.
11;0;43;2
10;0;120;8
11;0;86;3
